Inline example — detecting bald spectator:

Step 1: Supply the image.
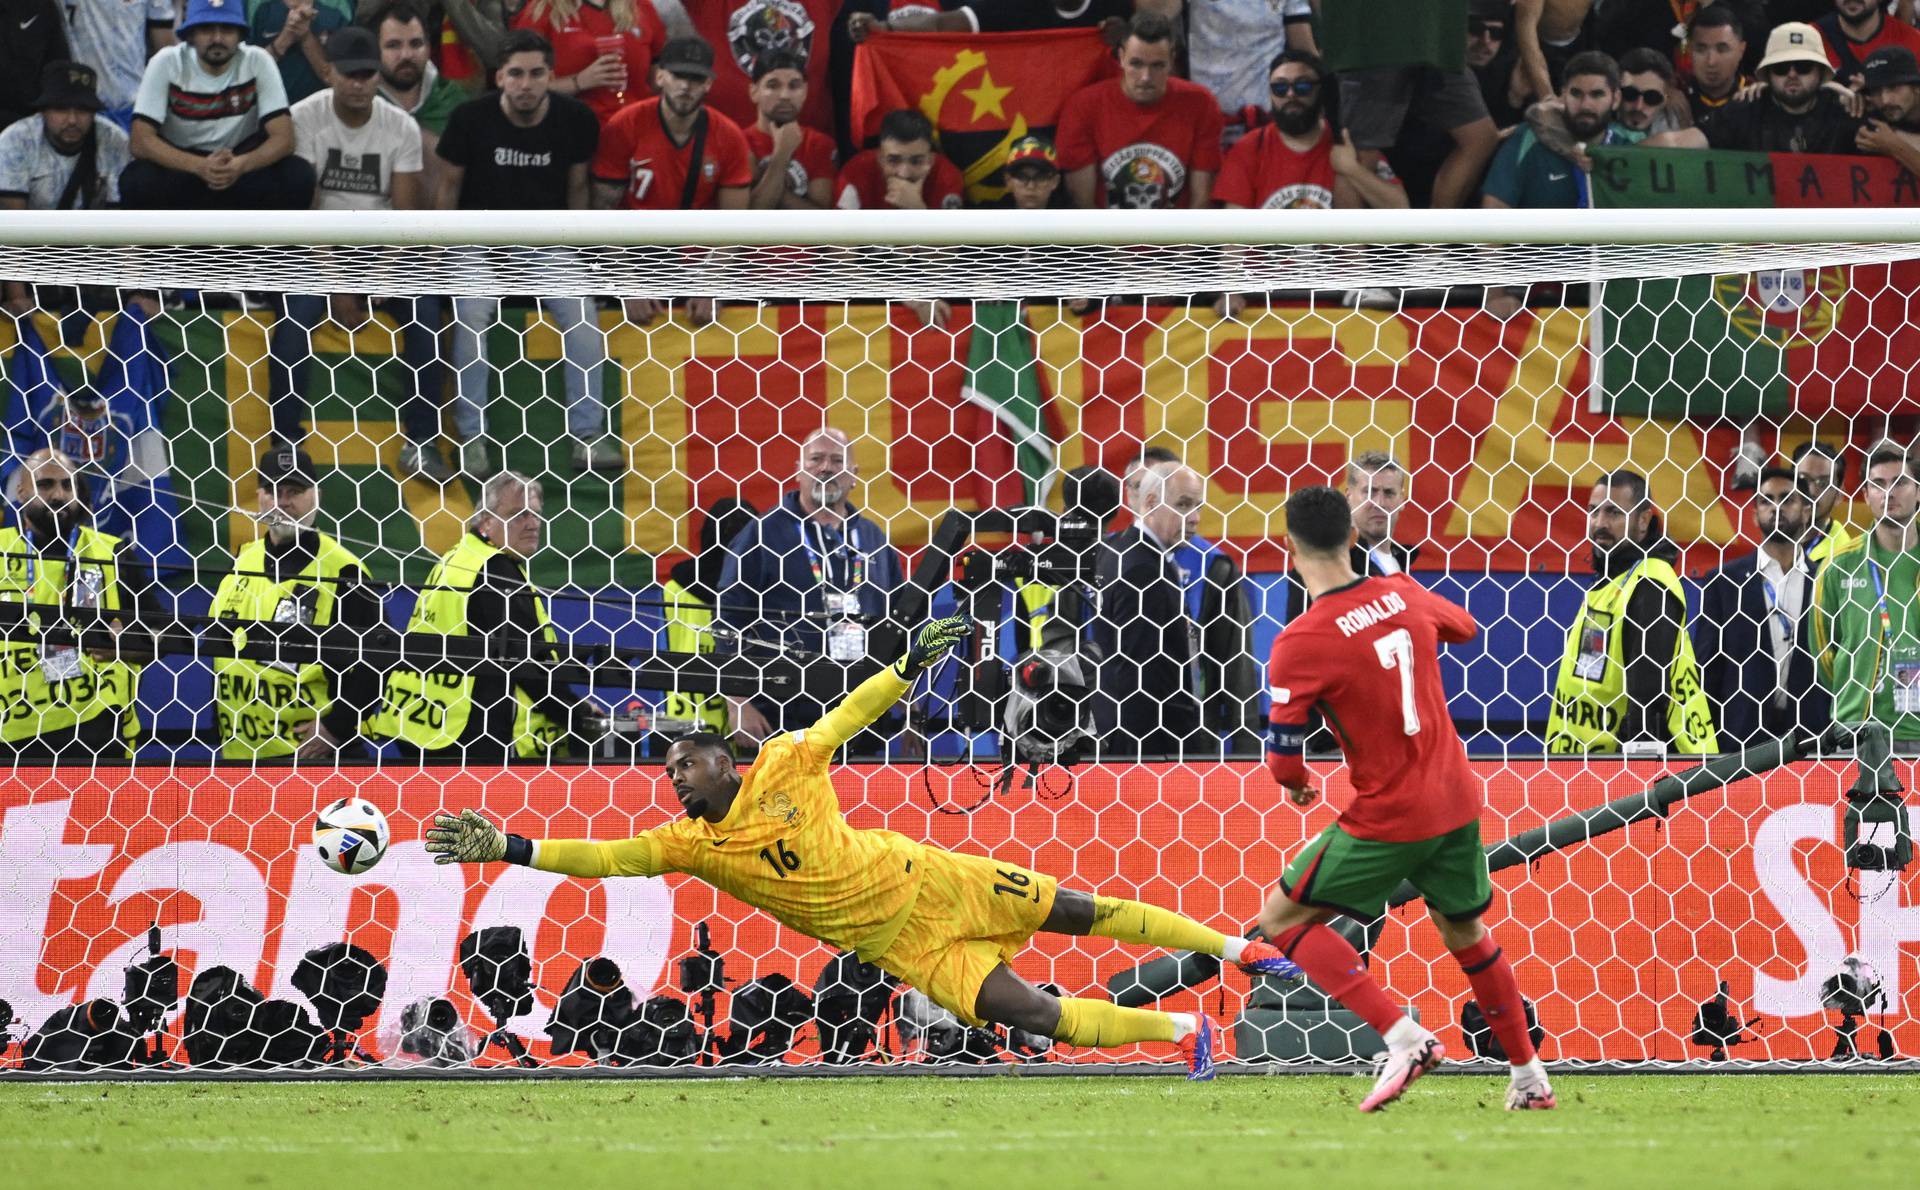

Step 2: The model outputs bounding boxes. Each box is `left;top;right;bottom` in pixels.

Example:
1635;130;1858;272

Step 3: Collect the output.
1056;11;1225;209
715;428;906;747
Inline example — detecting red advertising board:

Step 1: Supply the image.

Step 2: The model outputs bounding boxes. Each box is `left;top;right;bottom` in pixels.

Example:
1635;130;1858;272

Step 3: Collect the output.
1;761;1914;1065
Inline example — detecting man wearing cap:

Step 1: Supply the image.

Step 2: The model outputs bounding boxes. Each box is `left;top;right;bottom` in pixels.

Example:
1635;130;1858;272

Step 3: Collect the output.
1651;22;1862;152
1856;45;1920;170
1817;0;1920;90
744;50;833;211
209;447;385;761
122;0;317;209
1217;51;1406;212
0;62;132;211
0;448;167;762
591;35;751;211
270;25;449;480
251;0;359;104
1000;137;1062;210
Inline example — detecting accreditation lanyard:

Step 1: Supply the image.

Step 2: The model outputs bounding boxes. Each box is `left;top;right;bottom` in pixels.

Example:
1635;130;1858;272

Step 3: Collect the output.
1759;565;1799;644
799;518;867;601
1867;558;1900;648
20;527;88;605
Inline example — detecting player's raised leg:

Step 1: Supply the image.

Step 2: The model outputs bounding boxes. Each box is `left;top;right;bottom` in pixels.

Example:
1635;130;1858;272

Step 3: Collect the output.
1040;886;1300;979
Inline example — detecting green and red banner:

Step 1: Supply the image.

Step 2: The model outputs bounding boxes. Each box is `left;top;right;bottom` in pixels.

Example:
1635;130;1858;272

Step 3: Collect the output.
849;28;1116;203
1591;147;1920;420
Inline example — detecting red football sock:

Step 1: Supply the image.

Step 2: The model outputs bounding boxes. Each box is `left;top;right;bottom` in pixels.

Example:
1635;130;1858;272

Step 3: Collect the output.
1273;922;1403;1035
1452;933;1536;1066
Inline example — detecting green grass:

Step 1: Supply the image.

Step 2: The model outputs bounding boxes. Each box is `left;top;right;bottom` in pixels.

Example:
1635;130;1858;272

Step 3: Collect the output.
4;1074;1915;1189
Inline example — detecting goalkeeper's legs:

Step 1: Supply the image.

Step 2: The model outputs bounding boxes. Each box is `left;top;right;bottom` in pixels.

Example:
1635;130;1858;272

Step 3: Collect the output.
1042;888;1299;977
971;964;1215;1079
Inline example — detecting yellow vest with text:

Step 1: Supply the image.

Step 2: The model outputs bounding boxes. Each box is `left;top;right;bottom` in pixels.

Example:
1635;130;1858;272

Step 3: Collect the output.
662;577;727;734
372;534;560;757
1808;520;1859;571
1546;557;1718;754
0;526;137;746
209;534;362;760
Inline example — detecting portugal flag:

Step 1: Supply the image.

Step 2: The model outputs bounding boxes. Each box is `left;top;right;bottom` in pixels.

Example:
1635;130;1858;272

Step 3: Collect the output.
1591;146;1920;420
849;29;1117;204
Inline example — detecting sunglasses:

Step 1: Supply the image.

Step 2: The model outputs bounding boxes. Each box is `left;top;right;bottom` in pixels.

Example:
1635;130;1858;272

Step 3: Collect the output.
1769;61;1822;77
1270;79;1320;97
1468;18;1505;38
1619;85;1664;106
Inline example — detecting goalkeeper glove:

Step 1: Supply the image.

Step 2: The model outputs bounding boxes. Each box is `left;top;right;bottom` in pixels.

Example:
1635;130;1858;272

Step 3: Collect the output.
425;809;507;865
895;616;972;679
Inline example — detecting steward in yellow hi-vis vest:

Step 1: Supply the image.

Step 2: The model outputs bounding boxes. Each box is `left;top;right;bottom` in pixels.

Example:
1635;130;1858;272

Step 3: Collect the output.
427;617;1302;1074
370;472;593;762
661;498;761;737
210;447;384;761
1546;472;1717;755
0;450;156;762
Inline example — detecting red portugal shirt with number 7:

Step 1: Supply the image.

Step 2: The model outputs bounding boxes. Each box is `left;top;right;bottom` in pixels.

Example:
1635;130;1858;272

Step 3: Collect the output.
1266;573;1482;842
591;99;755;209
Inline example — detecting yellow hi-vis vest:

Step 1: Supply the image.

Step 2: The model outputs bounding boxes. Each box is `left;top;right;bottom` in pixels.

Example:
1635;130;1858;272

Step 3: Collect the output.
209;534;363;761
0;525;137;747
1808;519;1859;571
661;577;728;734
371;533;560;757
1546;557;1718;754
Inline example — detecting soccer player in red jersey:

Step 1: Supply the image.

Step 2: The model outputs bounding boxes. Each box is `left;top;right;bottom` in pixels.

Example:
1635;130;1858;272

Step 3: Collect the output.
1261;485;1555;1112
743;51;835;210
591;35;752;211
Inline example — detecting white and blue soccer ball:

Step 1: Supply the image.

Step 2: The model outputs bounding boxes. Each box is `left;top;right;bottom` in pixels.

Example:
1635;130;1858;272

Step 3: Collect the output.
313;796;391;875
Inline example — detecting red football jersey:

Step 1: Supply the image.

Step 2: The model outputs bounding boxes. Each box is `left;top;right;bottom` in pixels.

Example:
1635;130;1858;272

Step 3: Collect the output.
1055;76;1226;208
592;100;755;209
743;122;838;199
688;0;839;135
833;150;966;210
512;0;667;126
1214;123;1336;209
1821;15;1920;73
1267;574;1481;842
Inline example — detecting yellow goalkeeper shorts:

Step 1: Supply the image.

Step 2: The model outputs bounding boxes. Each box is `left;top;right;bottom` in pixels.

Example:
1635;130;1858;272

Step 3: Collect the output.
873;847;1059;1027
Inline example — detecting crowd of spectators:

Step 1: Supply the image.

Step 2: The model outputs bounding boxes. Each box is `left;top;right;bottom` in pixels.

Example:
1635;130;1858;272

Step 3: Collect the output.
6;2;1920;222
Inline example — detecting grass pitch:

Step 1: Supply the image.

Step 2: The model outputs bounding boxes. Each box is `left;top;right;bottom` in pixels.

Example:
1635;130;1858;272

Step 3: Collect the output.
4;1073;1914;1189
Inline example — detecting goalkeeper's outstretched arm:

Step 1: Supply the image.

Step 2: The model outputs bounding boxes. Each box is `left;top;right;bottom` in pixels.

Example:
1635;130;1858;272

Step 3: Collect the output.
807;616;973;751
424;809;667;878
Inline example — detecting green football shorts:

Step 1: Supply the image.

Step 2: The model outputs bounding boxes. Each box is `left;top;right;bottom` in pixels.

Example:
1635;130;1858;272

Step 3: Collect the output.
1279;819;1493;922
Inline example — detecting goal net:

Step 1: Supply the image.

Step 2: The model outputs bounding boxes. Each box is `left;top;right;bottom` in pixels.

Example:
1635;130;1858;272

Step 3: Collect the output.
0;209;1916;1074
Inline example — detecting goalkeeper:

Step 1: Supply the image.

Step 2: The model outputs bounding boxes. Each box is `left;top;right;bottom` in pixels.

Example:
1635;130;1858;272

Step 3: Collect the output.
427;617;1295;1077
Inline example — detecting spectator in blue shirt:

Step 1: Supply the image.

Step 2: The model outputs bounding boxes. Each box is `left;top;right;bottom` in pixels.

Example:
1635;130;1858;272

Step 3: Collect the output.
716;428;905;747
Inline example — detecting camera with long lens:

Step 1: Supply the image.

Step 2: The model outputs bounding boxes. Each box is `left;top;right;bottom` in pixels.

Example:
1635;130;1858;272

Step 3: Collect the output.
291;942;388;1064
398;997;475;1065
458;925;537;1067
1002;646;1095;766
548;956;643;1063
1821;955;1894;1060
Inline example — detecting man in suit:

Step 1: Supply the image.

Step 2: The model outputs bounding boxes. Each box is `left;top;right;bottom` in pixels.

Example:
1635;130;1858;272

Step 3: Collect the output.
1694;465;1832;746
1091;460;1250;758
1283;450;1419;624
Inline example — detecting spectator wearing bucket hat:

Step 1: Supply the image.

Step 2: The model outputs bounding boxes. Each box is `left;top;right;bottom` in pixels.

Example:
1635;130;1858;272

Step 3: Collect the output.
1648;21;1861;153
1856;44;1920;170
0;62;132;212
1000;136;1062;210
122;0;318;208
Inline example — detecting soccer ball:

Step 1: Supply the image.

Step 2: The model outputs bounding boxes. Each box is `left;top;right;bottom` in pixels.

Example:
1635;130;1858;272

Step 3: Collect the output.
313;797;391;875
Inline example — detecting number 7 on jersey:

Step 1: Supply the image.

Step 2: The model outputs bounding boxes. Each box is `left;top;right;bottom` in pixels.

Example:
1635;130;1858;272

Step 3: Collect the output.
1374;627;1421;736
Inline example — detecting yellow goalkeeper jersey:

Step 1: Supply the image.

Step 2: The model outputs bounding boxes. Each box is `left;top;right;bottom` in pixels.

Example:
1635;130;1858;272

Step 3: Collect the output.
533;668;926;959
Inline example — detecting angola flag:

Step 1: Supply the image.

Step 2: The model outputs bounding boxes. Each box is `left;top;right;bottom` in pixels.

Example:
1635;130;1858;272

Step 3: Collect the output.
849;28;1117;204
1590;146;1920;420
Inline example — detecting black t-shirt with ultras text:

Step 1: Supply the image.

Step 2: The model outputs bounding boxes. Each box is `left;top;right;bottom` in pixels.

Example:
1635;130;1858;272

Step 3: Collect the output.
436;90;599;210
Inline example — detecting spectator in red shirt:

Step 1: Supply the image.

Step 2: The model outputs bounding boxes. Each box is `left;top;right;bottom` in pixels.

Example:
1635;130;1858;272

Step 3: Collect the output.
512;0;666;126
1056;12;1225;209
1818;0;1920;88
592;35;752;210
687;0;840;135
835;107;964;209
1215;51;1407;211
745;50;834;209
